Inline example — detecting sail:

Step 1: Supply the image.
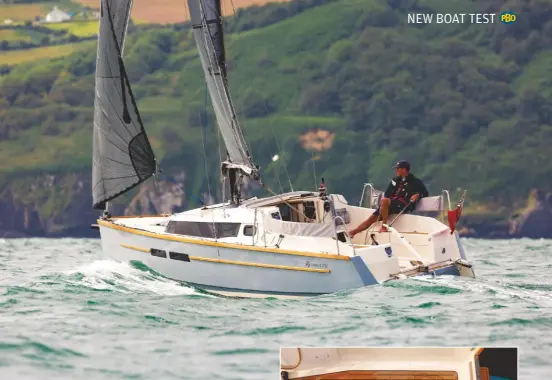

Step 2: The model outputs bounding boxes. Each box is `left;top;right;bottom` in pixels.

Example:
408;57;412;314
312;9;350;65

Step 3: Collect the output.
92;0;156;210
187;0;259;180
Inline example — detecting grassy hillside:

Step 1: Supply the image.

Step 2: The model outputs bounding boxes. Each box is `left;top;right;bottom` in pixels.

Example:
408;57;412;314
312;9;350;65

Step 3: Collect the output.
42;21;99;37
75;0;291;24
1;40;93;65
1;0;552;214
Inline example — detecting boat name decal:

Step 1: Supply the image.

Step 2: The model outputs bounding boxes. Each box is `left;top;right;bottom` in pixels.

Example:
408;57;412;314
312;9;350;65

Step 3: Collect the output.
305;261;328;269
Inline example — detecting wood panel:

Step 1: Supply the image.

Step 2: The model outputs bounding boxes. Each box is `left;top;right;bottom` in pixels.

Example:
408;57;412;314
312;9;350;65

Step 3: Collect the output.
479;367;490;380
295;370;458;380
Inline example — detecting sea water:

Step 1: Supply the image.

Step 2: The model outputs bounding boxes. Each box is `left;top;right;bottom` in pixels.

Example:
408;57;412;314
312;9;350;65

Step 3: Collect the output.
1;238;550;379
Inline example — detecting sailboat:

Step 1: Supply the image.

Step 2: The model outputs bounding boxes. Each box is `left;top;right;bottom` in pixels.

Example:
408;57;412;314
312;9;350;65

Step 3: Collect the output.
280;347;490;380
91;0;475;298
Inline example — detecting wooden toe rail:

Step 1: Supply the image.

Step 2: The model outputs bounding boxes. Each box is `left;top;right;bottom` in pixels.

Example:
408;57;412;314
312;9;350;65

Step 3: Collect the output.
293;370;458;380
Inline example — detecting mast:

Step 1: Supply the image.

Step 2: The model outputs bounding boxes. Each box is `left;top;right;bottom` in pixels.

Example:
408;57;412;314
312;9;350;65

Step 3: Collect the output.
187;0;261;204
92;0;156;211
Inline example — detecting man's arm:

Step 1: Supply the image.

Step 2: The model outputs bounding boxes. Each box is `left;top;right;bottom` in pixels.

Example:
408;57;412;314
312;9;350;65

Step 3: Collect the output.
417;178;429;198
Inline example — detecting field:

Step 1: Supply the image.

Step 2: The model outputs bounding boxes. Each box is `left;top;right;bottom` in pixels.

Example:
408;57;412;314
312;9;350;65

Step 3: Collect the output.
0;29;33;42
0;3;47;22
43;21;99;37
0;41;93;66
75;0;290;24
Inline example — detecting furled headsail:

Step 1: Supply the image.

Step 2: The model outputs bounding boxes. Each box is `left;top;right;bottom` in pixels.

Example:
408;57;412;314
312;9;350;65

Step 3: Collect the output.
92;0;156;210
187;0;260;181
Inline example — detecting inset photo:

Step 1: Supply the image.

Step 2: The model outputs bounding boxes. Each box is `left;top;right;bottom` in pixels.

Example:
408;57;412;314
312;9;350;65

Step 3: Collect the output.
280;347;518;380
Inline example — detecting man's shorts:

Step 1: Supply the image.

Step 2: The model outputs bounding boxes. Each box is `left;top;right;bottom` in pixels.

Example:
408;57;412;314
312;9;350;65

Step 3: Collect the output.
373;199;408;216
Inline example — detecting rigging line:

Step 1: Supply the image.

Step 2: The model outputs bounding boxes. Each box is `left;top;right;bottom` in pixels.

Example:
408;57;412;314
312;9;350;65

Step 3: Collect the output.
272;150;284;194
200;83;213;204
269;131;293;192
197;0;252;165
311;150;317;190
209;83;225;201
261;183;310;221
156;169;187;207
228;0;237;15
195;80;218;239
183;0;189;21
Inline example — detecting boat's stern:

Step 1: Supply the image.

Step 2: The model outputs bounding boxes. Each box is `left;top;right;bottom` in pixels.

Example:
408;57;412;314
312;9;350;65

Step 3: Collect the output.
351;243;401;284
454;258;476;278
427;228;475;278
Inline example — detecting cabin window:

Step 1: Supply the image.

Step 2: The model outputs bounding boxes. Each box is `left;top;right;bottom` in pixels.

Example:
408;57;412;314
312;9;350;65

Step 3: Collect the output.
243;225;255;236
150;248;167;258
278;201;318;223
304;201;316;220
279;204;291;221
169;251;190;262
165;221;240;238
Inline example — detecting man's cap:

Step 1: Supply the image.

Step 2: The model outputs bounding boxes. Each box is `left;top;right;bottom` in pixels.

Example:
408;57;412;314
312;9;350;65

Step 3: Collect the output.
393;160;410;170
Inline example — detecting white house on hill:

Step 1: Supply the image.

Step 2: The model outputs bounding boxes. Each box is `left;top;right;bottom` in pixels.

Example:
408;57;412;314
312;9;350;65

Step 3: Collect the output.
45;6;72;23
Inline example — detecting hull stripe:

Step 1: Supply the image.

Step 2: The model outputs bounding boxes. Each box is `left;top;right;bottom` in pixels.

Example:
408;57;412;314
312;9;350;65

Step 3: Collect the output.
98;219;350;261
120;243;331;273
120;243;149;253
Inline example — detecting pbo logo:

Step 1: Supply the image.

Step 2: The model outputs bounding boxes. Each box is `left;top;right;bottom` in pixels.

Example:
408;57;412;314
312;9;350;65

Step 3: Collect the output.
500;11;517;24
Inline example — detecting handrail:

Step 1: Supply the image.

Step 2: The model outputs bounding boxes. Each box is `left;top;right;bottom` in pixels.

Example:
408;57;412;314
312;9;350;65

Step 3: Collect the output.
333;215;356;256
359;183;375;207
441;190;452;224
442;190;452;210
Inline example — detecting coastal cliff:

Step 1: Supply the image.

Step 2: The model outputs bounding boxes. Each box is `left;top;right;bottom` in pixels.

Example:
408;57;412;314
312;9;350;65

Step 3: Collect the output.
0;172;550;239
0;172;187;238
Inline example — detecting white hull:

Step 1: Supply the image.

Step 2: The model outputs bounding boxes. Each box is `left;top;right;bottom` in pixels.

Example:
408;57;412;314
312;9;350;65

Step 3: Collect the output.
96;191;475;298
98;219;390;297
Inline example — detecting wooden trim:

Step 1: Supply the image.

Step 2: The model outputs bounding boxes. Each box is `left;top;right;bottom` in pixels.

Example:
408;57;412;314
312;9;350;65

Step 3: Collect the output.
120;243;149;253
474;348;484;358
120;243;331;273
293;370;458;380
98;219;350;261
479;367;490;380
110;214;169;219
189;255;331;273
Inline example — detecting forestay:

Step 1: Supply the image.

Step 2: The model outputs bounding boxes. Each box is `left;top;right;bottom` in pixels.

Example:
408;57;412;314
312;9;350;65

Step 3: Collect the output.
187;0;259;179
92;0;156;210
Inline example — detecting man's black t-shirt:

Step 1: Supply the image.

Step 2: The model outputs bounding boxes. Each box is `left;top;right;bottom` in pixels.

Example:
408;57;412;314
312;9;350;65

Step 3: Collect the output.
383;173;429;211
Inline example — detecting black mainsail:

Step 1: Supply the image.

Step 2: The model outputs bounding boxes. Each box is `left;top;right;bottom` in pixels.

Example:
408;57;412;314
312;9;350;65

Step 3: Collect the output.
92;0;156;210
188;0;260;202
